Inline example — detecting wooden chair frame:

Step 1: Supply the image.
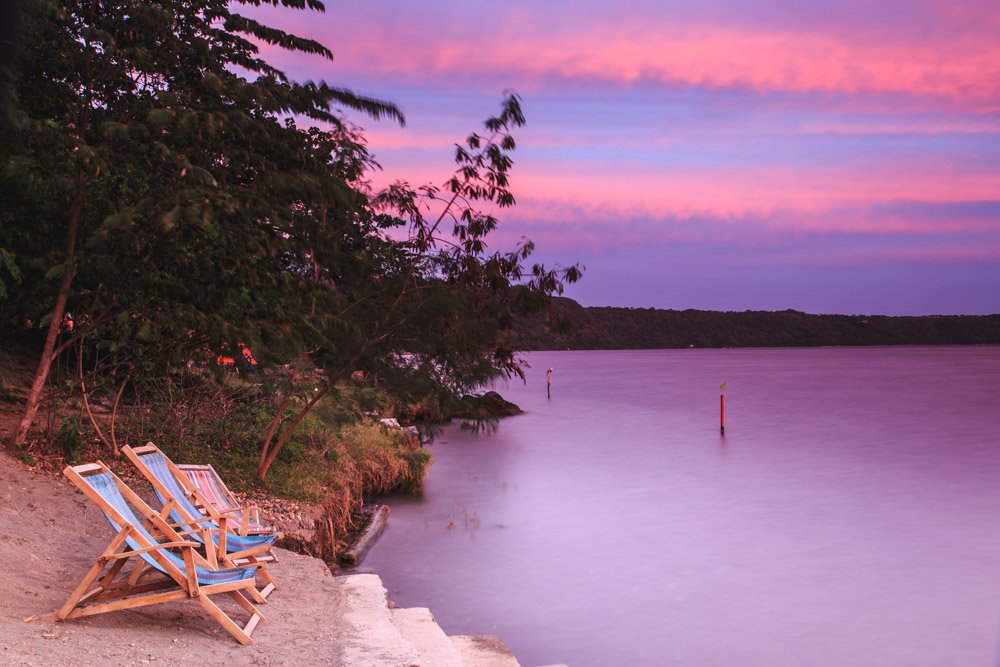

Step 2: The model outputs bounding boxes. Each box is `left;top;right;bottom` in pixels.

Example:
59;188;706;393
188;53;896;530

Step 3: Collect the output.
175;462;276;537
123;443;280;598
42;462;266;645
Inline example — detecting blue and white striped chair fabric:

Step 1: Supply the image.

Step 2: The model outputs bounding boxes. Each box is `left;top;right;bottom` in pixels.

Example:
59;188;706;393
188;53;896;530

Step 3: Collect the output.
142;452;277;553
85;471;256;585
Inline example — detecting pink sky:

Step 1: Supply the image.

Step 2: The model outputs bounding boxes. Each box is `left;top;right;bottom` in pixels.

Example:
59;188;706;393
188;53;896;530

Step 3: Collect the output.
239;0;1000;315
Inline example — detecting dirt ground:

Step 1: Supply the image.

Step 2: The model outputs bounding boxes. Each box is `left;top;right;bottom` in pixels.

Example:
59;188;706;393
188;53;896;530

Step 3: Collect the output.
0;452;415;667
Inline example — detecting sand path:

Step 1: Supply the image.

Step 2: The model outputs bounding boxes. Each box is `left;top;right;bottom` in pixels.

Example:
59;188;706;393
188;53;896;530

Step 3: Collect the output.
0;454;421;666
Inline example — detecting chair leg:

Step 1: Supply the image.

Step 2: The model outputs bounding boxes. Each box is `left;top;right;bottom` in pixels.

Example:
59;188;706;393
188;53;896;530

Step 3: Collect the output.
241;553;276;601
96;557;128;590
227;590;266;622
76;557;128;607
55;559;110;620
257;564;277;600
246;583;267;605
128;560;149;586
196;594;255;646
54;527;134;619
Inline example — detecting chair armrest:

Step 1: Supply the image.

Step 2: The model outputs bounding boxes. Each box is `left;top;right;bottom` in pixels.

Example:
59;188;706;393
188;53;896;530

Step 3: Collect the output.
175;527;218;537
107;540;200;559
166;516;217;528
214;506;247;517
216;505;263;519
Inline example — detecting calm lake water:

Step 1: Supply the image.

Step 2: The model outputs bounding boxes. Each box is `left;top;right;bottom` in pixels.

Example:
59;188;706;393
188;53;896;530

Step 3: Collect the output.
362;347;1000;667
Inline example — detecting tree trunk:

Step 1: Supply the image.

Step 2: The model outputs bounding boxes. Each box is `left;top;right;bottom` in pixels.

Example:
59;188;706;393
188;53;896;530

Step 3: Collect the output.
78;336;112;452
256;369;298;479
257;345;369;481
12;174;86;445
109;377;128;455
13;266;77;444
257;365;351;481
257;375;335;481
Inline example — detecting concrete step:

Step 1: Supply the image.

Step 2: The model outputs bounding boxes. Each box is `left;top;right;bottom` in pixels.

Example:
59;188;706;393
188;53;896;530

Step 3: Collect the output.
450;634;521;667
336;573;422;666
346;573;545;667
390;607;466;667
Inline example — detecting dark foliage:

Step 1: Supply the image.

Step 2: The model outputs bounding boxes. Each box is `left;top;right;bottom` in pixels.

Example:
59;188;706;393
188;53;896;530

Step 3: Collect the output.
1;0;580;469
515;297;1000;349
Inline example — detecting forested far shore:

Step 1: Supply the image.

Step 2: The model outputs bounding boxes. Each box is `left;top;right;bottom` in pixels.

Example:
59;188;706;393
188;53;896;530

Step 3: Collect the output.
513;297;1000;350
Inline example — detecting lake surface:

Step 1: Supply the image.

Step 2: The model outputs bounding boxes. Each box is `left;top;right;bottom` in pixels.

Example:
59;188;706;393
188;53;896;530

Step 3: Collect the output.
362;347;1000;667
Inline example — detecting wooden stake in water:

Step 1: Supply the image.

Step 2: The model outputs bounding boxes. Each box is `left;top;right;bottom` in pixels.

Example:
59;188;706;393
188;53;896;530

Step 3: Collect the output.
719;382;726;434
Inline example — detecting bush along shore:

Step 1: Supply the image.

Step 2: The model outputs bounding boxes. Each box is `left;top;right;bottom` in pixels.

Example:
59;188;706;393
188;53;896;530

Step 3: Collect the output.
0;341;521;568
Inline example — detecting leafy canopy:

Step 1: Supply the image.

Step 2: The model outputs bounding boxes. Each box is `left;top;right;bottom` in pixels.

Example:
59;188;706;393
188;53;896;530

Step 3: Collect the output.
1;0;580;453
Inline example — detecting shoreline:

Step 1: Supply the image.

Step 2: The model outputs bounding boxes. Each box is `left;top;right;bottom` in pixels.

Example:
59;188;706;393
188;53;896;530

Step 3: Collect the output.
0;452;539;666
518;342;1000;351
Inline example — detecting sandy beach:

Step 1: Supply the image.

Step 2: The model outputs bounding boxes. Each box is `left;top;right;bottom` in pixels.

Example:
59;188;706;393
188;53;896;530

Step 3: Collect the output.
0;451;524;666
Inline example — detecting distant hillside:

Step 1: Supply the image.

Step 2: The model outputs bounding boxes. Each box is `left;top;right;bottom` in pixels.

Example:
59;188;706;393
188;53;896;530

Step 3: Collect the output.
513;297;1000;350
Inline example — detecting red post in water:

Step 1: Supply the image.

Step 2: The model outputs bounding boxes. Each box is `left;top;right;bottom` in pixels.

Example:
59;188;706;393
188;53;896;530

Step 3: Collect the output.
720;394;725;434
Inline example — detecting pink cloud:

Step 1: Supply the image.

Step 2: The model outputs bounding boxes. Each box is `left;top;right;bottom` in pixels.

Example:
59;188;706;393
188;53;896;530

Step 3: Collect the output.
237;4;1000;111
505;160;999;224
362;147;999;245
480;205;1000;263
318;23;998;106
231;1;1000;276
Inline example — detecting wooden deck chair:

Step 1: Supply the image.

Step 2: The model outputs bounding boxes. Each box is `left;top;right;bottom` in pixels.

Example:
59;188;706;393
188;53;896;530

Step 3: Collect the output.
175;462;277;537
123;443;280;599
42;462;266;645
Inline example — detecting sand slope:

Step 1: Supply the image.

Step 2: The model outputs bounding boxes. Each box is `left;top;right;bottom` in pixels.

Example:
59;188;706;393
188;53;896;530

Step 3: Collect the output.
0;454;421;666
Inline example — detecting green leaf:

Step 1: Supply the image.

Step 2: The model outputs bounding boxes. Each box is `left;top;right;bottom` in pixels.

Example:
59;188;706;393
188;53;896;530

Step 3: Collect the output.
100;121;129;141
147;109;176;126
44;264;66;281
160;206;182;230
100;212;134;231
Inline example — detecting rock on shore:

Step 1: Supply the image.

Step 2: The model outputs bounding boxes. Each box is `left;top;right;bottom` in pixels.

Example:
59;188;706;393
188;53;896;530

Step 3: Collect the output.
455;391;523;419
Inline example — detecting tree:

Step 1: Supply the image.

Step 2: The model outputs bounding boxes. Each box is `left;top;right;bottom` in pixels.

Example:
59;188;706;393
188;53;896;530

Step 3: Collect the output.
2;0;402;445
3;1;581;475
255;93;581;479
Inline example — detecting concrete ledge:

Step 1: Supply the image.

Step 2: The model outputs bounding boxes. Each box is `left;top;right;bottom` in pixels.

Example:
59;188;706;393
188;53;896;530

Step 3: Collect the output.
391;607;465;667
337;573;422;666
451;634;521;667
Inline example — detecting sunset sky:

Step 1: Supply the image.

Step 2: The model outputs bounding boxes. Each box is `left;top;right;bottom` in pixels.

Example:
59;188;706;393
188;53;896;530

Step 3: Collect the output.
245;0;999;315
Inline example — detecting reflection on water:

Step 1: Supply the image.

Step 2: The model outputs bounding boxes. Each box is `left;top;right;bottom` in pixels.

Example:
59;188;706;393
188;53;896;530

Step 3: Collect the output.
362;347;1000;667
